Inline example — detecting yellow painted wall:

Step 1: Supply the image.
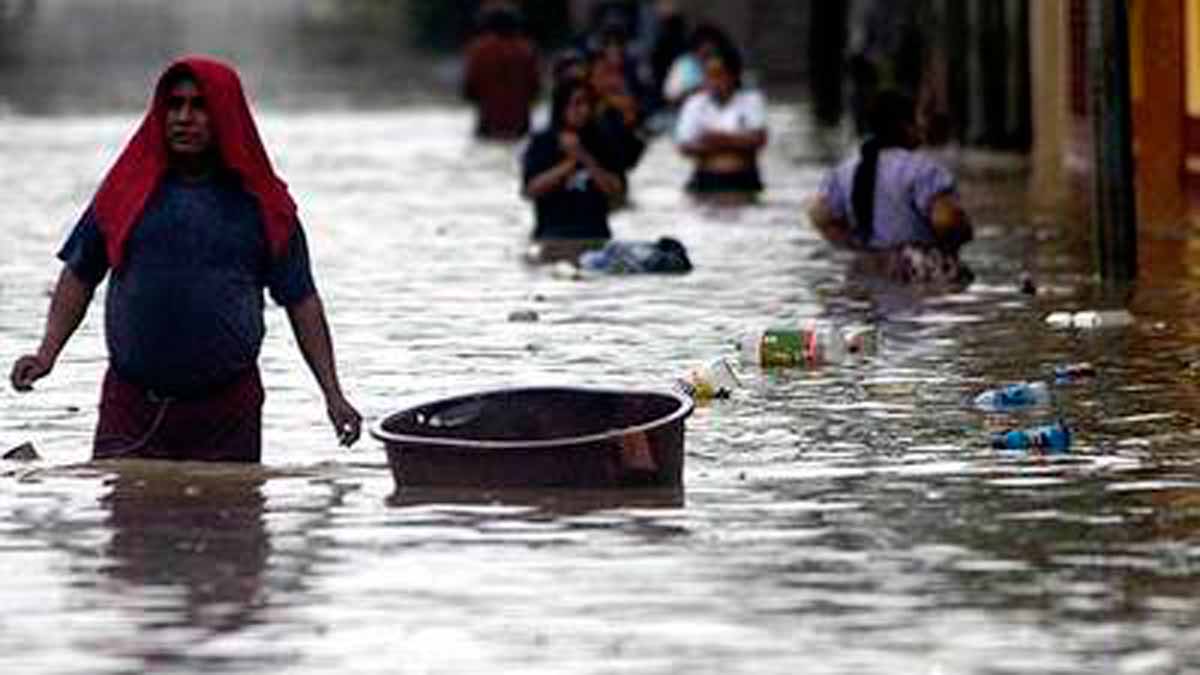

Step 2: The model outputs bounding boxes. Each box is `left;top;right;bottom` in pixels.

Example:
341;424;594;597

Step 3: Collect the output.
1188;0;1200;116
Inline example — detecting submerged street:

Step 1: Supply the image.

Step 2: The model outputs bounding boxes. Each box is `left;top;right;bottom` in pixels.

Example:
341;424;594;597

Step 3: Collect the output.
2;103;1200;673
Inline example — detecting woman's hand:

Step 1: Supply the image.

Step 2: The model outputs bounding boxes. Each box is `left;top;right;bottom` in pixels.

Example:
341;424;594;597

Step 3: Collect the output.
571;144;624;197
559;131;581;158
930;195;973;253
593;170;624;197
524;137;580;199
10;354;52;392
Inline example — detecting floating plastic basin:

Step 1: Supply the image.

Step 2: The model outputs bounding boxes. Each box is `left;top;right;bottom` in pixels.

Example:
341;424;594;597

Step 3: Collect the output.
370;387;694;488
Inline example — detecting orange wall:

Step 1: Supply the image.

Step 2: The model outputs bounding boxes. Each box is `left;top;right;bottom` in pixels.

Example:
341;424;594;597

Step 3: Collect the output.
1131;0;1186;225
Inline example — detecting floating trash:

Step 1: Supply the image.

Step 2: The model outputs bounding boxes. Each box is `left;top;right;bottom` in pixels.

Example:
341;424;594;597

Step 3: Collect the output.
974;381;1051;411
737;321;876;368
1052;362;1097;382
991;421;1071;451
1045;309;1135;329
675;357;740;402
842;325;879;356
578;238;693;275
3;442;40;462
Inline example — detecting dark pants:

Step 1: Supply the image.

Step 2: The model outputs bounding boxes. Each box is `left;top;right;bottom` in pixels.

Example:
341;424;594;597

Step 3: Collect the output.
93;367;265;463
686;166;764;195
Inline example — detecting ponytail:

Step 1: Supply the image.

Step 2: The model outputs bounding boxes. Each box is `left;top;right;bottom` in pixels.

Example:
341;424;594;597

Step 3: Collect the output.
850;89;917;247
851;136;882;245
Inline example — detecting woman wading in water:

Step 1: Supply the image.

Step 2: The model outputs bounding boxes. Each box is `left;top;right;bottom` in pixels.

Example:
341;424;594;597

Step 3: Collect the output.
522;78;624;262
674;43;768;204
807;90;973;286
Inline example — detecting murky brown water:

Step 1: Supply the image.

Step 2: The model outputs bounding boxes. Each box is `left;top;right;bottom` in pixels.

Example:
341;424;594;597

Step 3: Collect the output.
3;106;1200;674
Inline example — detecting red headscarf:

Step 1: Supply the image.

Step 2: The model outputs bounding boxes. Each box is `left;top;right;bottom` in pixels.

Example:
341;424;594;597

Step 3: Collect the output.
92;55;297;270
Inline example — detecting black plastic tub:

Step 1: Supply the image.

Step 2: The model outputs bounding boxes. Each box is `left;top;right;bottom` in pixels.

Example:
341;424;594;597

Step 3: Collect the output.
370;387;694;488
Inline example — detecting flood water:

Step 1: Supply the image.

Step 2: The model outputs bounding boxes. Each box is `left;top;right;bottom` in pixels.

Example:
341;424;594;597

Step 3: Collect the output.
3;105;1200;674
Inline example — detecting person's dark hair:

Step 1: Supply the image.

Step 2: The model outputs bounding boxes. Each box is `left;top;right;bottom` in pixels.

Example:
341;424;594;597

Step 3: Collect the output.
689;23;734;56
705;39;744;88
550;78;591;130
478;7;522;37
595;19;629;53
851;89;917;244
590;1;637;38
651;13;689;87
157;63;197;99
552;49;588;84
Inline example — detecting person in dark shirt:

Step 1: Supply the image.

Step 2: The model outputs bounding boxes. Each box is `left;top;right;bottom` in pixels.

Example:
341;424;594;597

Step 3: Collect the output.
8;55;362;462
546;48;643;212
463;7;541;140
522;78;623;243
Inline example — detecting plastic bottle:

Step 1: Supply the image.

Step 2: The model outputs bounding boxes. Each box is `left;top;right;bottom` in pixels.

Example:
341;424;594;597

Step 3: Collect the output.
842;325;878;356
737;321;849;367
973;381;1051;410
1073;310;1134;328
991;421;1072;450
1045;309;1135;329
675;357;741;401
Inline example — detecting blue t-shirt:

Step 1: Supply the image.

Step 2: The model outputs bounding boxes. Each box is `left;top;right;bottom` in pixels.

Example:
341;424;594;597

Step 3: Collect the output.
59;173;316;396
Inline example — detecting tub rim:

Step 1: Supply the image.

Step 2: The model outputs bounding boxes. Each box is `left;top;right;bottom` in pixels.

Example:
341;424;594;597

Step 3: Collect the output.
369;385;694;451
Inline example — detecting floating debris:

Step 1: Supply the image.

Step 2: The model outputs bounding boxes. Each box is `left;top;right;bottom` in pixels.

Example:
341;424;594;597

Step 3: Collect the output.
675;358;740;402
1045;309;1135;329
991;421;1071;451
3;442;40;462
1053;362;1097;382
974;381;1051;411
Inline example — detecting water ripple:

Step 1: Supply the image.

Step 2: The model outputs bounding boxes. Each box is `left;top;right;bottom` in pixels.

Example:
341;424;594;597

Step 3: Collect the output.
4;107;1200;673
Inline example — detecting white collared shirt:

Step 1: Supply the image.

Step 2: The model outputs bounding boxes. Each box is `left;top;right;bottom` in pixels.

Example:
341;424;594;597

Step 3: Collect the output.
674;89;767;146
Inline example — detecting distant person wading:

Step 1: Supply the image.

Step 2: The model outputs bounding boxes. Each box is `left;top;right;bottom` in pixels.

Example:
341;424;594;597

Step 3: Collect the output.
674;42;768;203
8;55;362;462
463;7;541;140
807;90;974;285
522;78;624;245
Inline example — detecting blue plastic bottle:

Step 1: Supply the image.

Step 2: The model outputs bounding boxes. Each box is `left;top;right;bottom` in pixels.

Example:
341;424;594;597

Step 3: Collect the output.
973;381;1051;410
991;421;1072;451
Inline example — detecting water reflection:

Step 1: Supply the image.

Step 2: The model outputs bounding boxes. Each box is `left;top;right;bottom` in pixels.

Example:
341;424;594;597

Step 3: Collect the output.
7;102;1200;672
388;485;684;512
87;463;289;673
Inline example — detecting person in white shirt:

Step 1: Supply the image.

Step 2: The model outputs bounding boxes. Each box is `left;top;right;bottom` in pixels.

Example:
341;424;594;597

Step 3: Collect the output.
674;44;768;202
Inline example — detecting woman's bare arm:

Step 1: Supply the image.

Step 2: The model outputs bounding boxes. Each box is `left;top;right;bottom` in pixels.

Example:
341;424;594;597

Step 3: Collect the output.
807;194;857;250
523;157;578;199
700;128;768;152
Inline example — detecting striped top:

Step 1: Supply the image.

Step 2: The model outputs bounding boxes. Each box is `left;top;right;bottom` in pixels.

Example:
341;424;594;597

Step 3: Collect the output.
818;148;959;250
